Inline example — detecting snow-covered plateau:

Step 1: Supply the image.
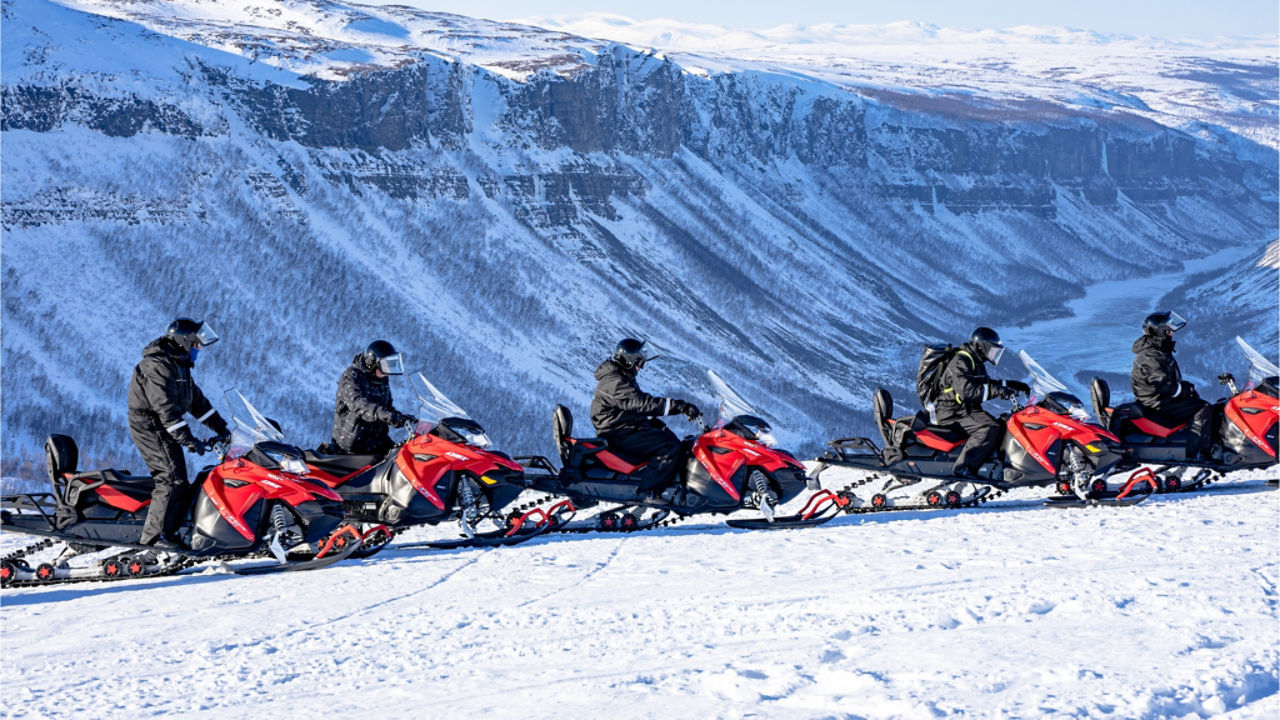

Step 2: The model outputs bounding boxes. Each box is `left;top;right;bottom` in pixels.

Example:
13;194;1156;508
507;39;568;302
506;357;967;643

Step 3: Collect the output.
2;467;1277;718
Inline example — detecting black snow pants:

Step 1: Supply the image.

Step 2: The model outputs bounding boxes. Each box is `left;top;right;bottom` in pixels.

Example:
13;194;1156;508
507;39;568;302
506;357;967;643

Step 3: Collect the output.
937;410;1003;475
1145;397;1215;459
600;426;684;493
128;411;191;545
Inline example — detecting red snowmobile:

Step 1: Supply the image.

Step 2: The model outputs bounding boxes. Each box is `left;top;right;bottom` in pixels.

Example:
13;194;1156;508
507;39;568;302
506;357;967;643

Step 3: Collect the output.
519;370;849;531
811;350;1155;510
302;372;550;551
1090;336;1279;492
1;390;360;588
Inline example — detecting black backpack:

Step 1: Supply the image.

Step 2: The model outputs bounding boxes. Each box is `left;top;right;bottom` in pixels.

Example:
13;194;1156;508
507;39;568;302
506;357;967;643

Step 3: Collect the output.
915;343;957;406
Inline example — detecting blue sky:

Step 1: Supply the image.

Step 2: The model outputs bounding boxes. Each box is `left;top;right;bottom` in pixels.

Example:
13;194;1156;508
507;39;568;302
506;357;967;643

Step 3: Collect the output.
369;0;1277;38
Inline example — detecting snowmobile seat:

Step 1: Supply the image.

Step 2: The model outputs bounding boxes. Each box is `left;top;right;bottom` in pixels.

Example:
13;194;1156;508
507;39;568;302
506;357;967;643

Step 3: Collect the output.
63;469;154;513
1126;413;1185;438
552;406;646;476
303;450;379;476
914;426;966;452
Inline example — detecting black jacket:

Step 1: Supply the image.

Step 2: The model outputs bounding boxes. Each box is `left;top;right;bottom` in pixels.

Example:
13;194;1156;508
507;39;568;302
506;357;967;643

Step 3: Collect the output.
935;342;996;423
1131;334;1190;411
590;359;675;436
330;359;397;454
127;337;228;446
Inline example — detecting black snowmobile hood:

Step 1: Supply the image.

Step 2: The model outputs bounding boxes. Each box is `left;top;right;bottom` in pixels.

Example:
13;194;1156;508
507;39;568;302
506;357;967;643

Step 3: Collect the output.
143;337;192;367
1132;334;1175;355
594;358;633;381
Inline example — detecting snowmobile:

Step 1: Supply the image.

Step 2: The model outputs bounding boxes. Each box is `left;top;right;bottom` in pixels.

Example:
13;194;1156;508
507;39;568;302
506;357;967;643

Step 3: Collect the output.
302;372;553;550
0;390;361;588
517;370;849;531
1089;336;1279;492
810;350;1155;510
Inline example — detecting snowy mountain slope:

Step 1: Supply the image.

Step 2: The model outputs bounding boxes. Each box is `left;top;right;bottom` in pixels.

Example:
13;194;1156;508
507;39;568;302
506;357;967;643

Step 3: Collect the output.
1;0;1276;479
2;471;1277;718
519;13;1280;150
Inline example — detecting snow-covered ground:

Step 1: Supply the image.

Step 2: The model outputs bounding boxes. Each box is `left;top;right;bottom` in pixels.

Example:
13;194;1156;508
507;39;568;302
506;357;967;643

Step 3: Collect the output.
3;467;1276;718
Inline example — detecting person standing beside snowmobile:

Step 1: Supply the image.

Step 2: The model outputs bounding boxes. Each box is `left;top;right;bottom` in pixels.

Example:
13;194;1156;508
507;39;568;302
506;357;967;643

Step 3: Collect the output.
127;318;229;549
328;340;415;456
590;338;702;495
1130;311;1215;460
935;327;1030;479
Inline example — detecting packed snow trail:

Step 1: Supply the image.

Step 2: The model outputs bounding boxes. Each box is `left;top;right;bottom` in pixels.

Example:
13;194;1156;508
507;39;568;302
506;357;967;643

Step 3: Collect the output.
2;469;1276;719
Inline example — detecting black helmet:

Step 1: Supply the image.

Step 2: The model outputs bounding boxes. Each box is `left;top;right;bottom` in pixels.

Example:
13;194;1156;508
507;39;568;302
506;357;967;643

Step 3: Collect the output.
361;340;404;375
969;327;1005;365
1143;311;1187;336
166;318;219;351
613;338;651;370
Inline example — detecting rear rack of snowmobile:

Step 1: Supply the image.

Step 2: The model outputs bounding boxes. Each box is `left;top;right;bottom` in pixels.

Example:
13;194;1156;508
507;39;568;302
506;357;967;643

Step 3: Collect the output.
514;455;559;477
818;437;886;466
1;493;59;529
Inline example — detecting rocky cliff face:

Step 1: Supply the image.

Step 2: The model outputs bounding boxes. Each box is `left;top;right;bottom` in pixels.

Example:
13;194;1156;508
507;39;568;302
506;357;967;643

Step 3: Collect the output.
2;0;1276;478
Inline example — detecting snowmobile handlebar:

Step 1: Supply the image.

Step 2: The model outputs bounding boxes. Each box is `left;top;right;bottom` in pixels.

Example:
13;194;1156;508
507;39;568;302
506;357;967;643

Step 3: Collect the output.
1218;372;1239;396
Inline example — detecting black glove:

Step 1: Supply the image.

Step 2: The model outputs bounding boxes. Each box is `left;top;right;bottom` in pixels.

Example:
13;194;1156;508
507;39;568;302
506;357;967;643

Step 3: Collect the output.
183;437;207;456
668;399;701;420
1177;381;1198;399
1003;380;1031;396
206;413;230;438
390;411;417;428
990;382;1016;401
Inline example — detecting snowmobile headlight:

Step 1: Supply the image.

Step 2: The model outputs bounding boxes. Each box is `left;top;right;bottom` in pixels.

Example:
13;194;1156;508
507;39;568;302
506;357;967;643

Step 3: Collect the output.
266;449;309;476
460;429;491;448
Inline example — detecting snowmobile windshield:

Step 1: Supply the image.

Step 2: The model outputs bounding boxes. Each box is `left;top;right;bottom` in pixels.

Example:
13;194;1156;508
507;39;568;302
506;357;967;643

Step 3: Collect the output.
195;321;219;347
408;371;481;438
705;368;777;439
706;369;757;425
1236;336;1280;388
1013;349;1081;412
223;388;285;458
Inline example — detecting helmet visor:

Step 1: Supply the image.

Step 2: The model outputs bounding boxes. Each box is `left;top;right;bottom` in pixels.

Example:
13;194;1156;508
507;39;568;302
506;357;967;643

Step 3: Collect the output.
986;344;1005;366
195;322;219;347
379;353;405;375
1165;311;1187;333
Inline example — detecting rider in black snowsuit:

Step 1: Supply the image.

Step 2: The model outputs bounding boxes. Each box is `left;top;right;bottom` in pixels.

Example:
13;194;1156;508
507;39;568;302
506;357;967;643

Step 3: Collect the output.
1130;311;1215;459
127;318;229;548
328;340;415;456
934;327;1030;478
590;339;701;494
